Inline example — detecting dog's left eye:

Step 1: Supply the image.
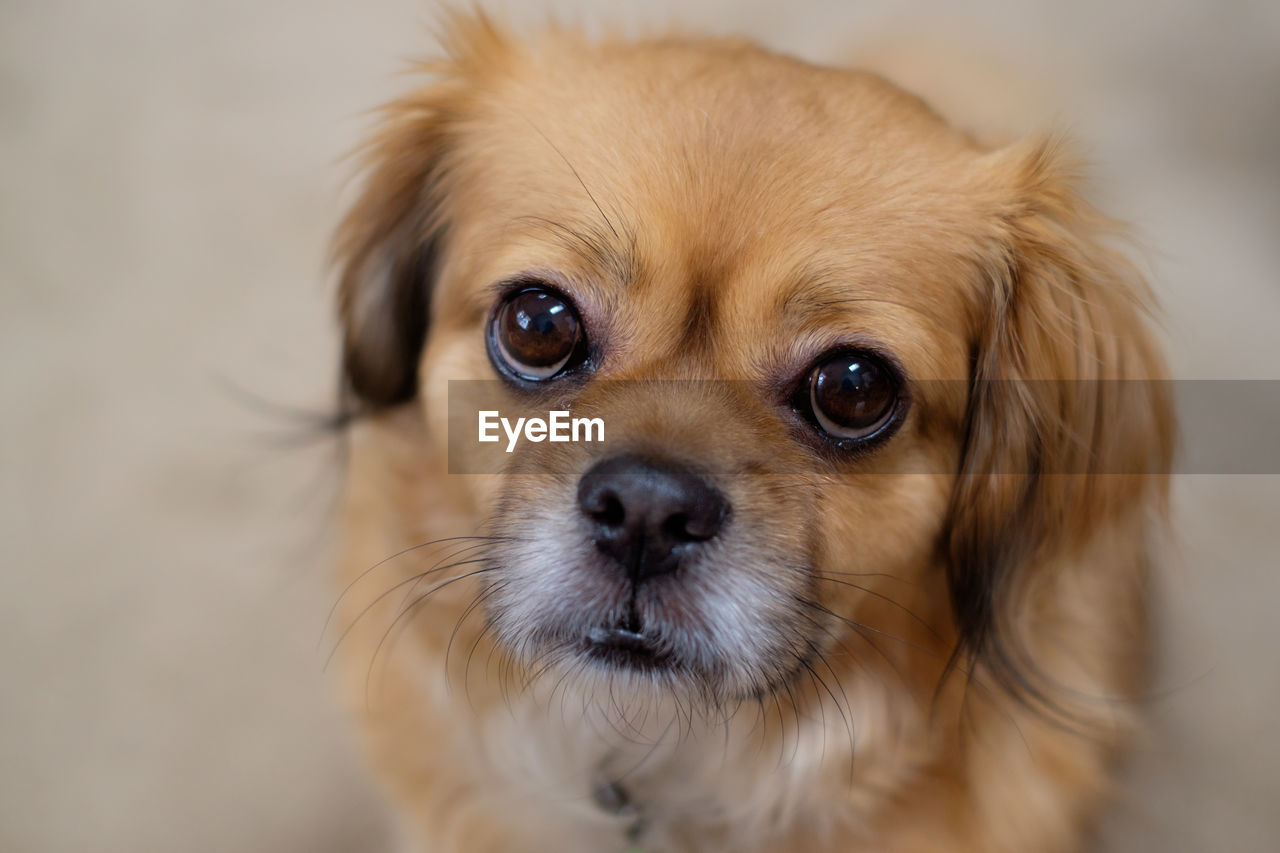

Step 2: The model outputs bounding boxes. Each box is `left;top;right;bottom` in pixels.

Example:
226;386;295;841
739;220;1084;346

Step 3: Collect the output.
794;349;902;443
489;285;587;381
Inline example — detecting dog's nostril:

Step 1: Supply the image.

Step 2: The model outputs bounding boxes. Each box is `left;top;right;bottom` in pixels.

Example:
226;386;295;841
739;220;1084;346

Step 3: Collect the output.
589;492;626;528
662;513;690;541
577;454;729;582
662;512;710;543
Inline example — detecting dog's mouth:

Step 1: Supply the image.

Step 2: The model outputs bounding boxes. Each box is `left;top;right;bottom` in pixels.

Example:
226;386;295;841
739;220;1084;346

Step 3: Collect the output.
583;625;675;673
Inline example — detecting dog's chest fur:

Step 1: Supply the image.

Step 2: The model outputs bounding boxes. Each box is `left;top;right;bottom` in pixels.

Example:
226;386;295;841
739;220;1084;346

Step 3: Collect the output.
457;674;920;852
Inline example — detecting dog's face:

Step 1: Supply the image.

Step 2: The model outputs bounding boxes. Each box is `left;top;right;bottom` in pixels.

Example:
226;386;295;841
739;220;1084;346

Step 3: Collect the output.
336;20;1171;710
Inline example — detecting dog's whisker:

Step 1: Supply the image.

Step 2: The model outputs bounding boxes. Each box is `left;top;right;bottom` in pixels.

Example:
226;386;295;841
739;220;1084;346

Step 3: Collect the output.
396;539;498;611
364;564;496;708
801;643;854;751
797;595;927;698
324;554;495;672
456;581;508;707
798;661;829;766
546;655;577;726
817;569;919;585
768;685;791;773
809;647;859;784
810;572;946;644
797;596;939;659
444;578;504;697
320;535;515;646
462;602;504;712
795;608;879;687
522;645;570;696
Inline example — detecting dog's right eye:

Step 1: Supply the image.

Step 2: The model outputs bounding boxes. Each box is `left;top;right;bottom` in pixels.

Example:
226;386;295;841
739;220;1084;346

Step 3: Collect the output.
488;285;587;381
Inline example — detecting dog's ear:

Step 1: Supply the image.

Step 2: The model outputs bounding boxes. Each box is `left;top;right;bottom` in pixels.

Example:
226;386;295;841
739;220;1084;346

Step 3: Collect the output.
332;12;509;410
333;124;440;409
945;138;1174;705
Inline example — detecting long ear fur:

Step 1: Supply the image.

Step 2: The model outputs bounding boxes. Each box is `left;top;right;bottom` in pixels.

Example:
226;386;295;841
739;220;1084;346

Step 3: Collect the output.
332;11;510;410
946;138;1175;714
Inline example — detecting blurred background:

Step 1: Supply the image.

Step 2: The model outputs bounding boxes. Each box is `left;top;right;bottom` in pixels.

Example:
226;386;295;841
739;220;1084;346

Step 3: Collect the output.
2;1;1278;850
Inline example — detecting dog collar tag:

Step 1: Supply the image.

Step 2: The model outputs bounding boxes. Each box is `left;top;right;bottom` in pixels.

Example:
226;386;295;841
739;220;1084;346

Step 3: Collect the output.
591;777;647;851
591;778;633;815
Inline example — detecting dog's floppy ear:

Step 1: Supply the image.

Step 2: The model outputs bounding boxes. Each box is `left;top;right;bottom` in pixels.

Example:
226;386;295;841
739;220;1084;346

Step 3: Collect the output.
332;12;509;410
333;117;442;409
946;138;1174;705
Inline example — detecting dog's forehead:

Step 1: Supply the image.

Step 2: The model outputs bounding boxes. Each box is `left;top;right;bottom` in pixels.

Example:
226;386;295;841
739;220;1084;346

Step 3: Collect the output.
453;37;985;227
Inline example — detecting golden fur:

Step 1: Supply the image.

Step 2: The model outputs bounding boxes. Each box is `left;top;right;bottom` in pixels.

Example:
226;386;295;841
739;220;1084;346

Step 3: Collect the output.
328;13;1173;852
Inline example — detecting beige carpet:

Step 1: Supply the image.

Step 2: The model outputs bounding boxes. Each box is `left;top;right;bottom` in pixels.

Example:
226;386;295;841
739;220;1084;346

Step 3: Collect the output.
3;1;1278;850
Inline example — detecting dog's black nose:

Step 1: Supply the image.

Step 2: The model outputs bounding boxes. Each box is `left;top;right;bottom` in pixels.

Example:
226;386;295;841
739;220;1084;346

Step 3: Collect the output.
577;454;728;582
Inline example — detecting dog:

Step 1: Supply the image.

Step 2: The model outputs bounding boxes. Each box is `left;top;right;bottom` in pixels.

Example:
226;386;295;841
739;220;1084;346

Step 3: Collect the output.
327;12;1173;852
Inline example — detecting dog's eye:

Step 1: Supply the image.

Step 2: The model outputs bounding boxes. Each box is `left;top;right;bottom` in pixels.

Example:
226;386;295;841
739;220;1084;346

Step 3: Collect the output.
489;285;586;381
797;350;900;442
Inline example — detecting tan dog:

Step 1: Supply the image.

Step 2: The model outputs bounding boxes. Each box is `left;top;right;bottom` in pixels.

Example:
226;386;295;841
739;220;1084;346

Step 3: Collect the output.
328;13;1173;852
